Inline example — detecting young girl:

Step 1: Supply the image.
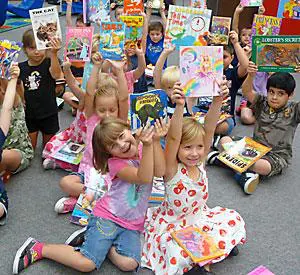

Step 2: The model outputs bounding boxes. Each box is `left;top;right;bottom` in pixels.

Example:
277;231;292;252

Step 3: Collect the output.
141;82;246;274
13;116;167;274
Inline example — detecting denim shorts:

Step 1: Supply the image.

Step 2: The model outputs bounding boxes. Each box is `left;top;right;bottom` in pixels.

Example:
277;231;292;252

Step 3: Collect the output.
75;216;141;269
70;171;85;184
224;117;236;135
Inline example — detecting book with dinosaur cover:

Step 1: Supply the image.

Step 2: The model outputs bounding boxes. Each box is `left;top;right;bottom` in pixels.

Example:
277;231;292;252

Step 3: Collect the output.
210;16;231;45
171;226;224;263
218;137;271;173
129;89;168;133
277;0;300;20
83;0;110;23
190;0;206;9
29;6;62;50
120;15;144;49
99;22;125;60
124;0;144;15
180;46;223;97
164;6;212;49
251;15;282;38
252;35;300;72
240;0;262;7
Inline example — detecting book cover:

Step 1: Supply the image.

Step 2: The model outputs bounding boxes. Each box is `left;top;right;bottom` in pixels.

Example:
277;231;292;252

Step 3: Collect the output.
210;16;232;45
194;112;232;125
124;0;144;15
148;177;165;204
29;6;62;50
120;15;144;49
83;0;110;23
171;226;224;263
99;22;125;60
64;27;94;62
277;0;300;20
130;89;168;132
248;265;275;275
180;46;223;97
251;15;282;37
218;137;272;173
240;0;262;7
0;40;22;80
164;6;212;49
252;36;300;73
190;0;206;9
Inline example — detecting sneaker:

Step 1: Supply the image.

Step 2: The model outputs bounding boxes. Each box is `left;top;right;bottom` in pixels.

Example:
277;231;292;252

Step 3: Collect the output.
65;226;87;247
13;237;42;274
54;197;77;214
212;135;221;150
236;172;259;195
42;158;57;170
207;150;220;165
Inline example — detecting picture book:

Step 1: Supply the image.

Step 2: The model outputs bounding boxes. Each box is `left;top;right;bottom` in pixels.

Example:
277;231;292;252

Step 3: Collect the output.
248;265;275;275
180;46;223;97
64;27;94;62
252;36;300;73
0;40;22;80
190;0;206;9
240;0;262;7
29;6;62;50
251;15;282;37
210;16;232;45
124;0;144;14
83;0;110;23
218;137;272;173
194;112;232;125
164;6;212;49
120;15;144;49
99;22;125;60
129;89;168;133
277;0;300;20
171;226;224;263
148;177;165;205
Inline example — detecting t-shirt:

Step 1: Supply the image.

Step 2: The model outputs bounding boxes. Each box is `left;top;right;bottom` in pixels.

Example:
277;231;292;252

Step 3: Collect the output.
129;55;148;93
253;72;268;96
19;58;57;119
125;70;135;94
145;35;166;69
251;94;300;163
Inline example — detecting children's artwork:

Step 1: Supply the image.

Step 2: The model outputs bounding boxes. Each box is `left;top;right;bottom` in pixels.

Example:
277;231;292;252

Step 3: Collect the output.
277;0;300;20
190;0;206;9
164;6;212;49
124;0;144;15
194;112;232;125
0;40;22;80
248;265;275;275
180;46;223;97
252;35;300;72
252;15;282;37
64;27;94;62
29;6;62;50
210;16;231;45
171;226;224;263
120;15;144;49
218;137;272;173
240;0;262;7
99;22;125;60
130;89;168;133
83;0;110;23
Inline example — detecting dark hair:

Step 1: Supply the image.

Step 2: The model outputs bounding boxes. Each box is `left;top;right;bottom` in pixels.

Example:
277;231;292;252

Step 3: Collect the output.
76;14;91;26
149;21;164;33
267;72;296;96
22;29;35;49
240;25;252;32
223;44;234;55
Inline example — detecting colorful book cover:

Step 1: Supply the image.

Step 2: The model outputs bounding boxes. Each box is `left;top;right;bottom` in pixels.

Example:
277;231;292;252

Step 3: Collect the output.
251;15;282;37
120;15;144;49
252;36;300;73
64;27;94;62
164;6;212;49
190;0;206;9
124;0;144;15
99;22;125;60
218;137;272;173
0;40;22;80
83;0;110;23
194;112;232;125
180;46;223;97
248;265;275;275
240;0;262;7
171;226;224;263
148;177;165;204
29;6;62;50
210;16;231;45
277;0;300;20
130;89;168;133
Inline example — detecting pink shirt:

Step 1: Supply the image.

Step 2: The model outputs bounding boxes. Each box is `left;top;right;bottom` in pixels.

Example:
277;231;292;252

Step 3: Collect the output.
125;70;135;94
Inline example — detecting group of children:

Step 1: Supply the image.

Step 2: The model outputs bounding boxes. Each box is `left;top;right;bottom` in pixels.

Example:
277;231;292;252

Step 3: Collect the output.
0;0;298;274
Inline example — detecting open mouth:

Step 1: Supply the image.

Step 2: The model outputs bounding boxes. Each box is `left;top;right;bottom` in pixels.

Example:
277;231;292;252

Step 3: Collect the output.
122;143;131;154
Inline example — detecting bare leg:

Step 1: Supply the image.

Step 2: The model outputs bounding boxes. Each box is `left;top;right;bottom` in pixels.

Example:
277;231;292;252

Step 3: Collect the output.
0;149;22;173
215;121;229;135
59;175;84;197
29;132;39;150
63;91;79;109
0;205;4;218
240;107;256;125
108;246;138;272
219;136;233;151
42;133;55;148
249;158;272;176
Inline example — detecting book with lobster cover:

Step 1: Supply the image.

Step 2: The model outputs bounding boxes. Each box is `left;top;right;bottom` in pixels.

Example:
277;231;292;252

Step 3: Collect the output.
129;89;168;133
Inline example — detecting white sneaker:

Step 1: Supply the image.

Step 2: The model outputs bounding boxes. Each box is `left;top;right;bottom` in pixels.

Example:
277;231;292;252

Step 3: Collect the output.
42;159;57;170
54;197;77;214
65;226;87;247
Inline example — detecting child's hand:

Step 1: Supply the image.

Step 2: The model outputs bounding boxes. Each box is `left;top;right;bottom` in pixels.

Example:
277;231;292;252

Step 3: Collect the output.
216;77;229;99
163;44;176;55
153;117;170;140
91;52;103;66
138;123;154;146
159;1;166;14
9;63;20;79
248;61;258;77
62;57;72;71
147;0;153;14
229;31;239;45
66;0;72;5
243;45;252;58
258;4;265;15
235;3;244;13
49;37;62;54
107;59;126;72
135;46;144;56
295;65;300;73
110;2;116;9
171;82;185;105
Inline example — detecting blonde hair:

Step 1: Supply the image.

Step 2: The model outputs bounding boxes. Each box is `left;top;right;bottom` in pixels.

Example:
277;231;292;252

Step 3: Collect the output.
181;117;206;145
92;34;100;53
161;66;180;90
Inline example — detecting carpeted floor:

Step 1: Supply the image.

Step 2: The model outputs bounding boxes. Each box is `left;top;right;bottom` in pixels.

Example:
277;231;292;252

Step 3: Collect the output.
0;17;31;33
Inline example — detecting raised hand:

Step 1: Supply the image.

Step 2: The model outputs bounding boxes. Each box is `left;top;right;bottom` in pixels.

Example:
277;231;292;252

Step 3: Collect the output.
163;44;176;55
235;3;244;13
247;61;258;77
138;122;154;145
258;4;265;15
49;37;62;54
171;82;185;105
91;52;103;66
9;63;20;79
216;77;230;99
153;117;170;140
229;31;239;45
62;57;72;71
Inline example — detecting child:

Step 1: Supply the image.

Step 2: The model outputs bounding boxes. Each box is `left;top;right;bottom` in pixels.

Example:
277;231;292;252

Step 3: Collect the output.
141;82;246;274
19;29;62;150
208;62;300;194
110;4;124;22
13;116;167;274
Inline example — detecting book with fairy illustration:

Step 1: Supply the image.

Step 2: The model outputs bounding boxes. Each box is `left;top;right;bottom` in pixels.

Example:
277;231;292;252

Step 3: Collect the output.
218;137;271;173
164;6;212;49
64;27;94;62
0;40;22;80
99;22;125;61
251;15;282;38
210;16;231;45
240;0;262;7
190;0;206;9
130;89;168;133
124;0;144;15
194;112;232;125
120;15;144;49
83;0;110;23
171;226;224;263
29;6;62;50
180;46;223;97
277;0;300;20
252;35;300;73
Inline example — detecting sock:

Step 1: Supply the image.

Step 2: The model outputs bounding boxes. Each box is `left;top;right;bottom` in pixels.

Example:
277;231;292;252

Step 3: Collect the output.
32;242;45;260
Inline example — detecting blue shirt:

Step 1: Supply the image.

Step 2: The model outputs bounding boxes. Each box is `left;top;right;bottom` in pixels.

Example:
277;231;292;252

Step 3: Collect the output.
129;55;148;93
145;35;166;69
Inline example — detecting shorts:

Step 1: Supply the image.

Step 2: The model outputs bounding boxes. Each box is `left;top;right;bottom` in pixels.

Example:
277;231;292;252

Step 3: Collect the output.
0;180;8;225
75;216;141;269
223;117;236;135
261;151;288;177
26;114;59;135
70;171;85;184
12;149;32;174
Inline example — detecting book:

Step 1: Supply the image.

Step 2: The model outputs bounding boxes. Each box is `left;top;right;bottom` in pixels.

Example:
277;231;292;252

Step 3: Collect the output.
190;0;206;9
252;36;300;73
29;6;62;50
171;226;224;263
218;137;271;173
83;0;110;23
251;15;282;38
164;6;212;49
210;16;232;45
0;40;22;80
124;0;144;15
240;0;262;7
64;27;94;62
148;177;165;204
194;112;232;125
99;22;125;61
120;15;144;49
248;265;275;275
277;0;300;20
180;46;223;97
129;89;168;133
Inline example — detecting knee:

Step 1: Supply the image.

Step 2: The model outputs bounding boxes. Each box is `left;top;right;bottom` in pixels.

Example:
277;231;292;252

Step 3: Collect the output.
76;258;96;273
241;115;255;125
59;175;71;190
215;122;229;135
115;258;138;272
220;136;232;146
